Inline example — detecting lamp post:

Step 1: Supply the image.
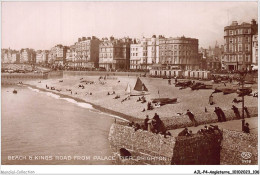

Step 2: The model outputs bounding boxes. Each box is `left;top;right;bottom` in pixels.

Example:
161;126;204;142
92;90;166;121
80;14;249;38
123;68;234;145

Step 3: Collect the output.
239;67;247;131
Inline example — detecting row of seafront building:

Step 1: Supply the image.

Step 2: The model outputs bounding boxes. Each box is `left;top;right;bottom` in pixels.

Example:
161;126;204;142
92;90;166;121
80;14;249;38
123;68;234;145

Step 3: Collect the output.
1;19;258;71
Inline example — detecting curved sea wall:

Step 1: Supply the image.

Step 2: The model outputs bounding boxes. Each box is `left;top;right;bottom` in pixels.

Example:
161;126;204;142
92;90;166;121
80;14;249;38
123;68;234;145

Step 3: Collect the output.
117;107;258;130
108;123;257;165
153;107;257;130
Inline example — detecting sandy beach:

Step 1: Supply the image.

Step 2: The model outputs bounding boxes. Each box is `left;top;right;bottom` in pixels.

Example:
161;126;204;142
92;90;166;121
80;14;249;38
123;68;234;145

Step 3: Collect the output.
24;74;258;125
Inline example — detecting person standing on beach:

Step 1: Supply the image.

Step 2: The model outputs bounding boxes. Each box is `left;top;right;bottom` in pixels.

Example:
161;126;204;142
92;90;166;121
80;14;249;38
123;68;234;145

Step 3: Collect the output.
209;94;214;105
231;105;240;119
186;110;198;127
244;106;250;118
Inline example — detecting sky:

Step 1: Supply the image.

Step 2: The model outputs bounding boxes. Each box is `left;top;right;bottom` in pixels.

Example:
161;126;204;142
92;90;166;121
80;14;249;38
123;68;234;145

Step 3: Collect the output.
1;1;258;50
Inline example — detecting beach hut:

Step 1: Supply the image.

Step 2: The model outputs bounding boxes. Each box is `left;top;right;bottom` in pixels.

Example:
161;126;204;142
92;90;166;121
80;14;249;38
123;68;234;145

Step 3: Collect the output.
199;71;204;79
184;70;190;78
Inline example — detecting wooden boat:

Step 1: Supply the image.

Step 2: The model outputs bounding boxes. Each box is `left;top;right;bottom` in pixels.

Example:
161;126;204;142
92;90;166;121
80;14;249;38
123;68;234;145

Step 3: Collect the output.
175;81;192;87
13;89;17;94
190;83;213;90
244;81;256;84
151;98;177;105
222;88;236;95
237;87;252;96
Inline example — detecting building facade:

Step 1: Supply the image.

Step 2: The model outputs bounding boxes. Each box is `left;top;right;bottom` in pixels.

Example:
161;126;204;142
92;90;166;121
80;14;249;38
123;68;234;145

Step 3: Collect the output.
50;45;68;66
99;37;132;70
159;36;200;70
20;48;36;64
1;49;20;63
130;35;159;70
36;50;49;64
223;19;258;70
252;33;258;66
66;46;77;68
75;36;100;68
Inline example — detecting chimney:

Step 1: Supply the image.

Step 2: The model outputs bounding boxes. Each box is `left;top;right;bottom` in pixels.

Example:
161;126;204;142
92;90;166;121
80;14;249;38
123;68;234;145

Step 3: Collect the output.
231;21;238;26
251;19;256;25
82;37;86;41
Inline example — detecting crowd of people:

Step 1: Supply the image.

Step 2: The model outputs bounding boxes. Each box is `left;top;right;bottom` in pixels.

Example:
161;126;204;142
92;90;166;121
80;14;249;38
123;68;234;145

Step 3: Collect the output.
129;113;171;138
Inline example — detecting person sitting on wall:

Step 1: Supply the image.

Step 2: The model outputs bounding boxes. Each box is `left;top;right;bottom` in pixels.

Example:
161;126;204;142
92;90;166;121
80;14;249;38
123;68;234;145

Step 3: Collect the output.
134;123;141;131
137;97;141;102
107;92;110;95
243;123;250;134
178;128;189;136
144;115;149;130
129;121;135;127
218;107;227;122
187;130;193;136
214;107;222;122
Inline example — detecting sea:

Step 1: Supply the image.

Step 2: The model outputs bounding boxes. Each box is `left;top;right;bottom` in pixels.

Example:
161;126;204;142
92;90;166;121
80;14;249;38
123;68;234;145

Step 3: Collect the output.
1;85;117;165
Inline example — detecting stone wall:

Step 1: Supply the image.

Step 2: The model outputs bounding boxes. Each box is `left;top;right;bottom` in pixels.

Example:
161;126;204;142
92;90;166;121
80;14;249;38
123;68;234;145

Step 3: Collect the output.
220;129;258;165
171;133;222;165
159;107;257;130
109;123;258;165
108;123;176;165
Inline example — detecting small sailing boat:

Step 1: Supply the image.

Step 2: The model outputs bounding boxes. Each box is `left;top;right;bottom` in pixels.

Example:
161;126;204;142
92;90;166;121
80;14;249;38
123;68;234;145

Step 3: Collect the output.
13;89;17;94
130;77;149;96
125;83;131;95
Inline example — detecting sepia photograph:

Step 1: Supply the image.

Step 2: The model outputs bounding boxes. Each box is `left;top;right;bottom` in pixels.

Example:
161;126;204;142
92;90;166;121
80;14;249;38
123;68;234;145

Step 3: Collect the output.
1;1;259;174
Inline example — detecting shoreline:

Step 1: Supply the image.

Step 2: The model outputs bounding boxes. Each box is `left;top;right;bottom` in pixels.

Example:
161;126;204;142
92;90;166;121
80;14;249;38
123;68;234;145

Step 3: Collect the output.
21;75;258;130
23;83;140;123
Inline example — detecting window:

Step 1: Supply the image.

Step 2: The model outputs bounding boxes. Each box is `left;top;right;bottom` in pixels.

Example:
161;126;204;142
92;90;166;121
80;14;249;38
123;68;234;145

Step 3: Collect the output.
229;38;233;43
245;37;249;43
229;30;233;35
238;44;242;52
229;45;233;52
245;44;249;52
246;55;251;62
174;45;177;49
238;37;242;43
239;55;243;62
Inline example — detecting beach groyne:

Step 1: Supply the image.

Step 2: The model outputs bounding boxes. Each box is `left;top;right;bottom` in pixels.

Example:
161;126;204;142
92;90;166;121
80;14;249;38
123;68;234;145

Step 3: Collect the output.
108;123;257;165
